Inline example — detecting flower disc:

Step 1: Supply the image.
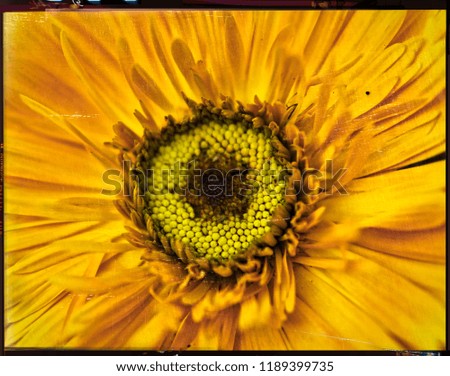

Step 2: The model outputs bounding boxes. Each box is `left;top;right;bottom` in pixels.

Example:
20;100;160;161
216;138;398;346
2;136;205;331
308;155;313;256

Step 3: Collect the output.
131;99;294;276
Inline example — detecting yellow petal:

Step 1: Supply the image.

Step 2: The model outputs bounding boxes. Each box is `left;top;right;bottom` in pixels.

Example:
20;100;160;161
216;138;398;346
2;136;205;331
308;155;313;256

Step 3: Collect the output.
357;225;445;263
306;253;445;349
321;161;445;230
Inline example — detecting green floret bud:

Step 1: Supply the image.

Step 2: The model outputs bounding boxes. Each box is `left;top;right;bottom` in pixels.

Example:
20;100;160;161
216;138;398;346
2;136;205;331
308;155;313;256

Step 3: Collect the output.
218;237;227;246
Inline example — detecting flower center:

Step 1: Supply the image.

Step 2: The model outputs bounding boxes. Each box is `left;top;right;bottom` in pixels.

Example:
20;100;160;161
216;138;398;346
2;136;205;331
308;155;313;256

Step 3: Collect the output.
184;152;251;219
131;99;294;276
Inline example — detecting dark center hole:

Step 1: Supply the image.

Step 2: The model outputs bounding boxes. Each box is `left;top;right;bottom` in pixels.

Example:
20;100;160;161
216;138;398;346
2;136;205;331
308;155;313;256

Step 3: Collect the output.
185;153;251;219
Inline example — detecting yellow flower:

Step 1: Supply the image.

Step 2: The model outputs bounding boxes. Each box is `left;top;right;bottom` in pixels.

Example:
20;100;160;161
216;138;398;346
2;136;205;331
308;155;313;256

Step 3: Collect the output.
4;10;445;350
